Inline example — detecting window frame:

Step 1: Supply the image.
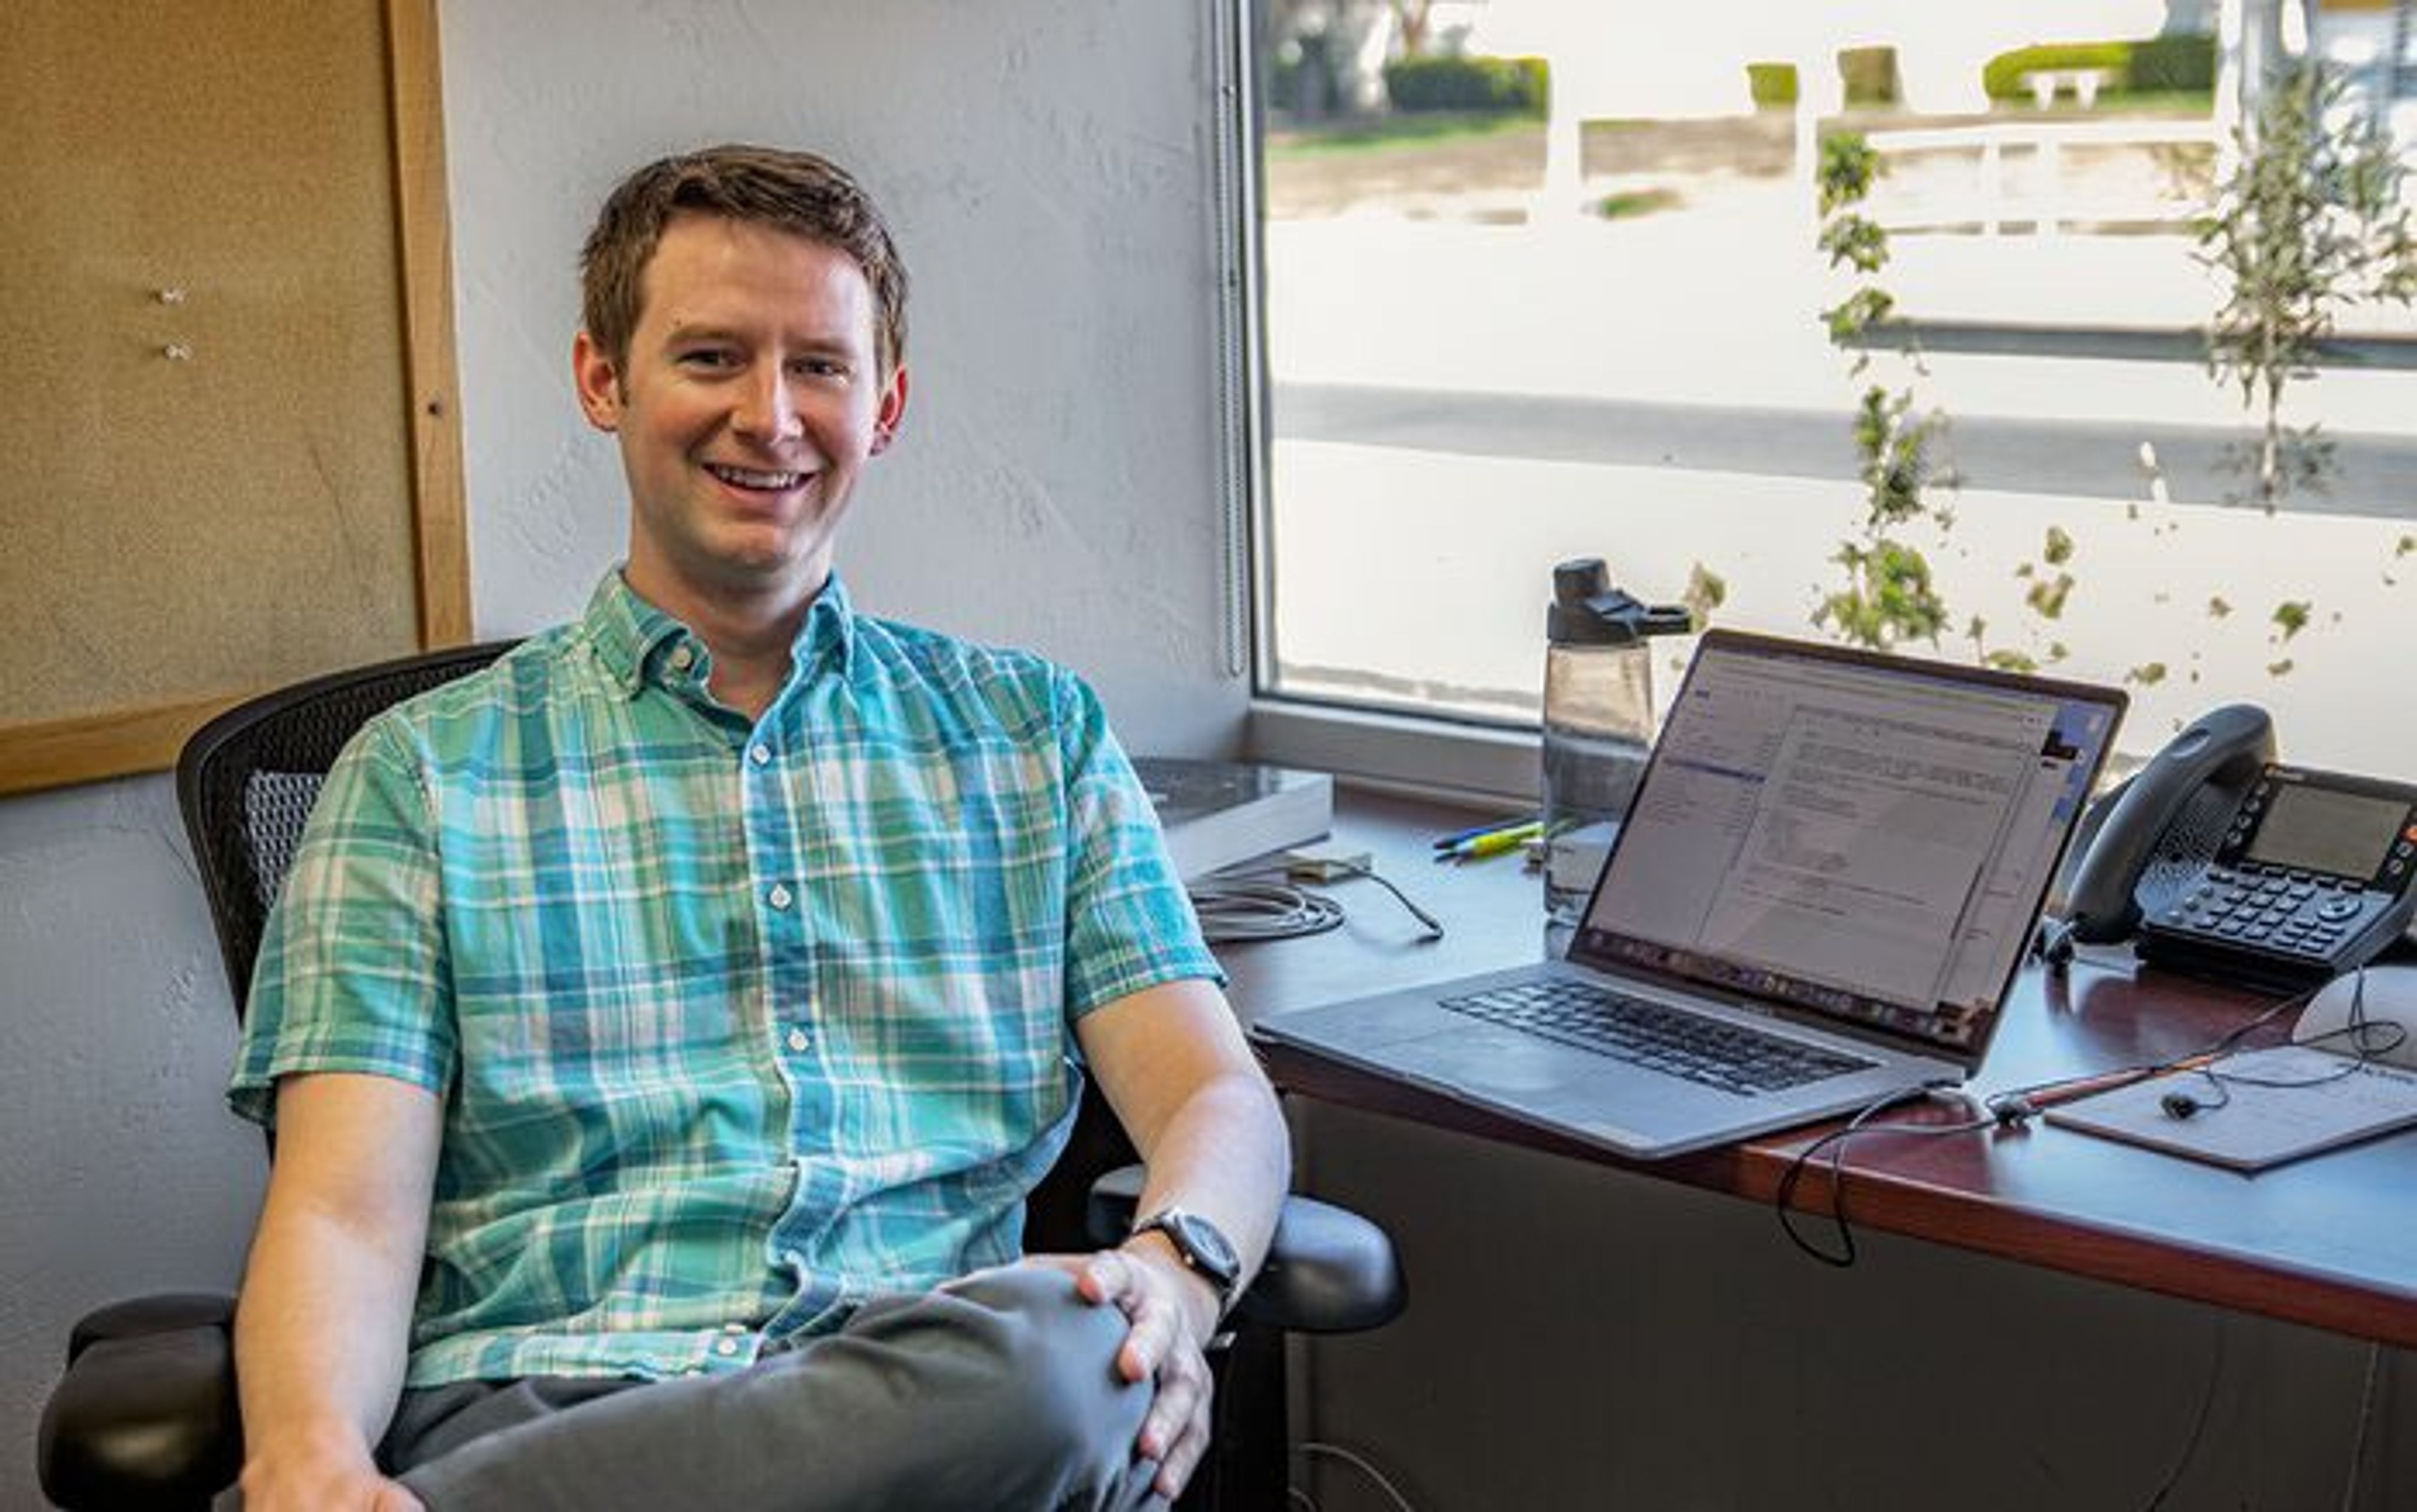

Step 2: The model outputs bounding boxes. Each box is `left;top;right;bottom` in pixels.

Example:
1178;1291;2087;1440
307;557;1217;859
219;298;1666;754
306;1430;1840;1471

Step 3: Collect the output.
1220;0;1543;801
1220;2;2417;796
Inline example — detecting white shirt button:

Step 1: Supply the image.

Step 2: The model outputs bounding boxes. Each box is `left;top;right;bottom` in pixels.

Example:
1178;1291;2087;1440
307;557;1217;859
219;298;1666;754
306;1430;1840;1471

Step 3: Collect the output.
715;1337;740;1357
748;742;773;766
768;883;794;910
786;1028;810;1052
669;645;695;671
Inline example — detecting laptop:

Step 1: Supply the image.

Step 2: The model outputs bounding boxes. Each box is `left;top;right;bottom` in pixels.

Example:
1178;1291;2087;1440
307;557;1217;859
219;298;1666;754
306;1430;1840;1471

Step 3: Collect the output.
1256;629;2127;1159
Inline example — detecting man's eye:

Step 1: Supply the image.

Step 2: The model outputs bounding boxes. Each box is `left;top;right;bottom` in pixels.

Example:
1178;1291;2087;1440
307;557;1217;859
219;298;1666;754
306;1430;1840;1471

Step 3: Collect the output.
790;357;849;381
680;350;738;369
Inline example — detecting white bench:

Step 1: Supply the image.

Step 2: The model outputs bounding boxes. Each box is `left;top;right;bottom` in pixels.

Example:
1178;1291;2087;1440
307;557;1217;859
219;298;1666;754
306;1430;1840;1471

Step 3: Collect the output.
2022;66;2115;110
1861;118;2218;238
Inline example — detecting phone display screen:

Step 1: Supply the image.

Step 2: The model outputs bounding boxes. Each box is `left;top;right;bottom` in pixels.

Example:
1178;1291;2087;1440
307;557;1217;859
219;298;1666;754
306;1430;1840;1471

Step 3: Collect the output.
2246;783;2409;880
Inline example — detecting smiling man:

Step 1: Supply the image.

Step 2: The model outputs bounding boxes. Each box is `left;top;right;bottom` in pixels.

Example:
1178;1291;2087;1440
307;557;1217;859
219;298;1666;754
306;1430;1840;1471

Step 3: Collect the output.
225;145;1287;1511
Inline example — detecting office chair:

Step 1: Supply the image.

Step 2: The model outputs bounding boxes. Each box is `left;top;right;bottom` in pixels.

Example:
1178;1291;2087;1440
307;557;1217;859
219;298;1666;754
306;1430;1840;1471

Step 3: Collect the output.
37;641;1405;1511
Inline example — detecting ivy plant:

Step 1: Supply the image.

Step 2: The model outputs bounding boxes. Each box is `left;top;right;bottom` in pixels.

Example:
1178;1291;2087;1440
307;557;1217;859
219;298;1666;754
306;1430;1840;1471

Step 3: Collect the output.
1810;131;1955;652
1809;133;2090;673
1796;78;2411;687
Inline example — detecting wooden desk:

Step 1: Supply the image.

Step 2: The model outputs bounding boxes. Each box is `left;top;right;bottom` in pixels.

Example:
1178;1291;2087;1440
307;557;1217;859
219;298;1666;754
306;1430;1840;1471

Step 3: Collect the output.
1234;789;2417;1351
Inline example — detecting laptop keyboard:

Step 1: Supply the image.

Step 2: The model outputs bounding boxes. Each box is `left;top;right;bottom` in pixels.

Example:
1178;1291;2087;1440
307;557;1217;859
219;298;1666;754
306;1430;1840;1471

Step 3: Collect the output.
1439;978;1874;1097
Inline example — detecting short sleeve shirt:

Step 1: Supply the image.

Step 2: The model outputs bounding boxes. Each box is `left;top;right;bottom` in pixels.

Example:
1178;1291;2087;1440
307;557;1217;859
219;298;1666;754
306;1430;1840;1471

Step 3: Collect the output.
229;571;1220;1385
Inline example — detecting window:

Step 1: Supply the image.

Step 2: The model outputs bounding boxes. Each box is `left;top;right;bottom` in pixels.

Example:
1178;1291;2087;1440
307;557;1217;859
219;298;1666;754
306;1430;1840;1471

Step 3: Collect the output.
1237;1;2417;791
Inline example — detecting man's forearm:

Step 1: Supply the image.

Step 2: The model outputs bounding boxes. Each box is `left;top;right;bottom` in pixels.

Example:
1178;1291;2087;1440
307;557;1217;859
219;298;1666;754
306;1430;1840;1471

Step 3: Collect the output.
236;1200;424;1468
1076;979;1295;1304
234;1072;441;1493
1125;1070;1290;1293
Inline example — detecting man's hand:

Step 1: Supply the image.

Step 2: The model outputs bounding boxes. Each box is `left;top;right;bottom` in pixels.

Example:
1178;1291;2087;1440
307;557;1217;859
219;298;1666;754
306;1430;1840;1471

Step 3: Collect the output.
240;1428;425;1512
1061;978;1288;1500
1030;1242;1221;1500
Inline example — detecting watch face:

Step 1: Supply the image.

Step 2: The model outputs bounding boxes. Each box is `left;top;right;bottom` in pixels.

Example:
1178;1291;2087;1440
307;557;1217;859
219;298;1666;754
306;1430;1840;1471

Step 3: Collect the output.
1172;1212;1237;1276
1147;1209;1239;1295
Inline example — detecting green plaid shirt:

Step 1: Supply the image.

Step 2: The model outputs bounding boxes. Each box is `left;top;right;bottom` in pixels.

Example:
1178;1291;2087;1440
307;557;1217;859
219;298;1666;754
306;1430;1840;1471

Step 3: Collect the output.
230;571;1217;1386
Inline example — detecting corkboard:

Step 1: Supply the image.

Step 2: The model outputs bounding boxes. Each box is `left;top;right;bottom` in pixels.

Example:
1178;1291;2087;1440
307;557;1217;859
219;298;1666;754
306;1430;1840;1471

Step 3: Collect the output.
0;0;467;796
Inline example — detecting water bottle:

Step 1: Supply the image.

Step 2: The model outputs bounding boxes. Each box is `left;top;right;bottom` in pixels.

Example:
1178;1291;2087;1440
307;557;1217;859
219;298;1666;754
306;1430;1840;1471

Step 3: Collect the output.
1542;559;1691;927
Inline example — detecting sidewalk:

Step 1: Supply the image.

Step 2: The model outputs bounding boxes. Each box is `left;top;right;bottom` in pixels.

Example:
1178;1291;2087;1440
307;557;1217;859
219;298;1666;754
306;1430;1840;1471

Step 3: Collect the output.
1266;173;2417;435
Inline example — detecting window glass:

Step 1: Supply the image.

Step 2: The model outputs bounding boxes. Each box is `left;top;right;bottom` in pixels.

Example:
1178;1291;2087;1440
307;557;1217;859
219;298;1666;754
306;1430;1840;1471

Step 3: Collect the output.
1254;0;2417;772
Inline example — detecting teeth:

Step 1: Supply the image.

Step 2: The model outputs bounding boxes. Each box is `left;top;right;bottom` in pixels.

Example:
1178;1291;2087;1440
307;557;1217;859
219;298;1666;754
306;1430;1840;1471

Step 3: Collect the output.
708;464;805;489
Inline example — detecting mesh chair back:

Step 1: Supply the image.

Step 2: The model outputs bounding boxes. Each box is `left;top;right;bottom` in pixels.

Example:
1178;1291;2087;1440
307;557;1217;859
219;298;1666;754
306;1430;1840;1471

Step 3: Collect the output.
178;642;515;1019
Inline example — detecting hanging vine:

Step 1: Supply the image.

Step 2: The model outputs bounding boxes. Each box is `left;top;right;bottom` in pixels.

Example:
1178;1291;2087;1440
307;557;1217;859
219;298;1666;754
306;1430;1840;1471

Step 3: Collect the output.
1811;131;1956;653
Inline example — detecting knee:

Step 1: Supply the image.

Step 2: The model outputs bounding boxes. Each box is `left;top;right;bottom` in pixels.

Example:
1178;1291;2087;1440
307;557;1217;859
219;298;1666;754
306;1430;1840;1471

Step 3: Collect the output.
939;1267;1147;1480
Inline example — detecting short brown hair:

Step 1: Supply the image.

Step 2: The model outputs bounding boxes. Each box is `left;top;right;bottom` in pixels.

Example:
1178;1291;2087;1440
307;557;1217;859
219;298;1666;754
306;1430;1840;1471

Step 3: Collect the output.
579;144;908;376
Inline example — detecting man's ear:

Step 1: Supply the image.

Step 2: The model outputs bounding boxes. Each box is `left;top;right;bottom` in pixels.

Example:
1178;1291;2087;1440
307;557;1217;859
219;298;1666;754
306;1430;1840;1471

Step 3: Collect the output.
571;330;624;432
870;365;910;455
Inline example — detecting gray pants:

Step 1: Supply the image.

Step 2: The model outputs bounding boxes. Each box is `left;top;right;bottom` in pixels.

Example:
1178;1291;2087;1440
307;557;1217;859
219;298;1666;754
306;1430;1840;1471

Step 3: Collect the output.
379;1267;1165;1511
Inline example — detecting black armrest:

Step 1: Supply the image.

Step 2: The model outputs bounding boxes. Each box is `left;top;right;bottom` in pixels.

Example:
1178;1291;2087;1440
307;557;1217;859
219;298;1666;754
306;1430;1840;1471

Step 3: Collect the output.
1085;1165;1406;1334
40;1293;241;1510
68;1291;236;1362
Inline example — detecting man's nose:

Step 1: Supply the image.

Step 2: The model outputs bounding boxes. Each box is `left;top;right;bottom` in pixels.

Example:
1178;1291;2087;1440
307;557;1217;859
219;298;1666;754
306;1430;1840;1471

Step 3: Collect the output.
733;370;800;441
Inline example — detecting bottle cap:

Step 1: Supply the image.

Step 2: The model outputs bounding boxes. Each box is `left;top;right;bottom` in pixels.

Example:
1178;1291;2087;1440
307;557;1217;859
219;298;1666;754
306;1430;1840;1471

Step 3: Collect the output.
1547;557;1692;646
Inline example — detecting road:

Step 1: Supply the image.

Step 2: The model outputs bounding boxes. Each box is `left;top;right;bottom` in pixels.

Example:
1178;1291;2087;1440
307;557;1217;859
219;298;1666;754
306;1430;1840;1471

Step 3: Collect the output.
1275;381;2417;521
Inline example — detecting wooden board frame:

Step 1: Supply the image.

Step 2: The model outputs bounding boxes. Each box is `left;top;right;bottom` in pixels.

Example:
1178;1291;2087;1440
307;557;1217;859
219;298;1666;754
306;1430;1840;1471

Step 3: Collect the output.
0;0;469;799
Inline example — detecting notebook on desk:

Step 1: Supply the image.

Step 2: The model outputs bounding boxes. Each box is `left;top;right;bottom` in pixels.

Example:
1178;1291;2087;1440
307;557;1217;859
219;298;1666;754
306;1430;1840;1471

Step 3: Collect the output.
1256;630;2127;1160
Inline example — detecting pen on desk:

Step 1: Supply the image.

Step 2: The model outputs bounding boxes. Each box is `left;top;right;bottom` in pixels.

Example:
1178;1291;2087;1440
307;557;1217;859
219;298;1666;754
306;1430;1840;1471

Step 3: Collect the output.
1447;821;1542;862
1431;816;1535;852
2015;1051;2229;1117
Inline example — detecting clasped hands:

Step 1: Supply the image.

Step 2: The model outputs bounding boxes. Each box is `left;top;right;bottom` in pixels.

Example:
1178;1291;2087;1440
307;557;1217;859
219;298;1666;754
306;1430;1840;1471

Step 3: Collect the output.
1027;1241;1224;1502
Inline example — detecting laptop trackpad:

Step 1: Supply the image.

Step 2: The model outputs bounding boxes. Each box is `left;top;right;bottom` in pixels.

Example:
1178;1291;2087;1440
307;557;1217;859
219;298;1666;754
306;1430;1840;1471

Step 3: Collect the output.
1404;1025;1570;1093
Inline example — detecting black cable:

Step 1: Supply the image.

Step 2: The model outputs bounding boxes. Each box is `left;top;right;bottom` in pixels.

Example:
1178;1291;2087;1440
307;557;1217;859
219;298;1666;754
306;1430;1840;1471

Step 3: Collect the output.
2337;1342;2386;1512
1978;988;2314;1130
1296;857;1446;940
2165;999;2409;1115
1784;974;2375;1268
2141;1320;2228;1510
2021;972;2404;1121
1773;1082;1983;1267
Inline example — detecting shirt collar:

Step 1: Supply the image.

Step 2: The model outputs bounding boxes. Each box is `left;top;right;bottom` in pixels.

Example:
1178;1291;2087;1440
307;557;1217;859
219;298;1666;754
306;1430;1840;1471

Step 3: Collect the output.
582;569;858;701
791;572;858;683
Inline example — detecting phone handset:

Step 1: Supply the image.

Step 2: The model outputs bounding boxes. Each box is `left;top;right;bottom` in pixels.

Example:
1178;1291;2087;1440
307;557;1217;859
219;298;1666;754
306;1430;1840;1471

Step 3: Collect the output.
2036;704;2276;966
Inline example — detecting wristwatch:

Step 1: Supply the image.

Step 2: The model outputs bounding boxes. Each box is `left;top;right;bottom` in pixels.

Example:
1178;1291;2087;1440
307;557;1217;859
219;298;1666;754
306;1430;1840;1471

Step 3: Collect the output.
1129;1206;1242;1310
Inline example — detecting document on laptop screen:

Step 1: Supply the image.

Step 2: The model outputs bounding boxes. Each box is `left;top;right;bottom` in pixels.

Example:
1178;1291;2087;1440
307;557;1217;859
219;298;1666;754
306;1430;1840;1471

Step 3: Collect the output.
1585;643;2107;1047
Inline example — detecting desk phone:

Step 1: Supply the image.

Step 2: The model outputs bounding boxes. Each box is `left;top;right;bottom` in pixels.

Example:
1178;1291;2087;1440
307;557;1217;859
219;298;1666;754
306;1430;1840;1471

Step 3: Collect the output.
2043;705;2417;983
2136;765;2417;981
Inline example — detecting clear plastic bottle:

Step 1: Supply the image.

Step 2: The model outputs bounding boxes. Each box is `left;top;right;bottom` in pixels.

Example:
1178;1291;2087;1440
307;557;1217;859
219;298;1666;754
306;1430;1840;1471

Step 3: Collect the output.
1542;559;1690;927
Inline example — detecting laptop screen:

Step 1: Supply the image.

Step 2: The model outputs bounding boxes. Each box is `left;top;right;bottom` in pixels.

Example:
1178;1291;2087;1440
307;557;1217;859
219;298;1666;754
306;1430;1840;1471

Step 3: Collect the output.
1573;631;2125;1063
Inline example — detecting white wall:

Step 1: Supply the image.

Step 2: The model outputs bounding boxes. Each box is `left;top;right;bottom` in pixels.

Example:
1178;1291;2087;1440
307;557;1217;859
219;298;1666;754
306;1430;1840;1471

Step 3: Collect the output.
442;1;1244;748
1;5;1239;1504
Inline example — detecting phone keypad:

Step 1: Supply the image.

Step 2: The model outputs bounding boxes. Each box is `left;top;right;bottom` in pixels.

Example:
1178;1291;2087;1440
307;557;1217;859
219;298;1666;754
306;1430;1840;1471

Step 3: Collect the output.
2156;862;2375;960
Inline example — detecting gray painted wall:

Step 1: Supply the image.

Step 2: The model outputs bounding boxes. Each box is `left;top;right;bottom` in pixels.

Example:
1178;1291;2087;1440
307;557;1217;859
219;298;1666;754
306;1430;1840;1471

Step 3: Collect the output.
2;5;1238;1505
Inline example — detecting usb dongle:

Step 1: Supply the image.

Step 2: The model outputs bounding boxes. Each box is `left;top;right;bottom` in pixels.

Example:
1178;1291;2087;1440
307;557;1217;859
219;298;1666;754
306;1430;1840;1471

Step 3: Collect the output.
1281;847;1374;883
